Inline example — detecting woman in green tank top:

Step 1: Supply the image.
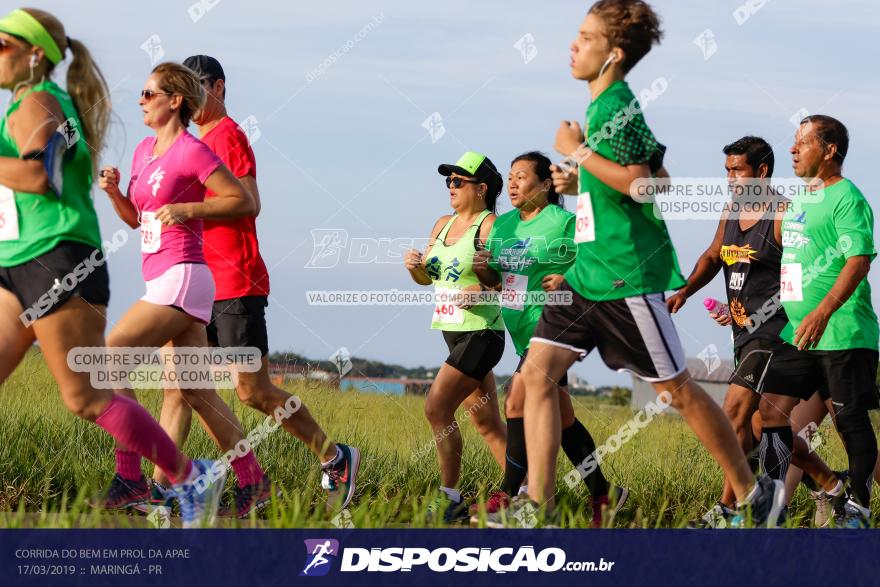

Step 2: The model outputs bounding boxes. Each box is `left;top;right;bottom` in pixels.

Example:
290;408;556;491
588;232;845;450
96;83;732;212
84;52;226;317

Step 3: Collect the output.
403;151;507;523
0;8;223;524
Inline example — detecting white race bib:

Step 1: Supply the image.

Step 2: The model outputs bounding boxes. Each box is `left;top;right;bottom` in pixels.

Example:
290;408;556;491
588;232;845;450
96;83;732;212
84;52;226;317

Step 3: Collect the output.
140;211;162;254
433;287;464;325
0;186;20;242
501;272;528;311
780;263;803;302
574;191;596;243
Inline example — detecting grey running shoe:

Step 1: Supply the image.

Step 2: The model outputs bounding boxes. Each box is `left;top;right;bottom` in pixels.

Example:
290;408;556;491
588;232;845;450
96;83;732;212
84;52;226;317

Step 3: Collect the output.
730;476;785;528
688;502;736;528
485;495;558;529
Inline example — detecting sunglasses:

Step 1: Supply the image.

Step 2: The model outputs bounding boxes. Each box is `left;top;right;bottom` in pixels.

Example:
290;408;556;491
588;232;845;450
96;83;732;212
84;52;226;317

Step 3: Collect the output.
140;89;172;101
445;176;480;189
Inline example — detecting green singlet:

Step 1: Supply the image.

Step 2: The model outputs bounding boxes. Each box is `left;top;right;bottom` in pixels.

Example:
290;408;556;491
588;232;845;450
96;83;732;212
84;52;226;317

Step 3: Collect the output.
427;210;503;331
0;80;102;266
487;204;575;355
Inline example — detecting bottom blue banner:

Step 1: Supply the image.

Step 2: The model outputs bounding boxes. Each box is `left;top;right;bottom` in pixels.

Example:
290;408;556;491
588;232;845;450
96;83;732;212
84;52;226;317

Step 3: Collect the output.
2;529;875;586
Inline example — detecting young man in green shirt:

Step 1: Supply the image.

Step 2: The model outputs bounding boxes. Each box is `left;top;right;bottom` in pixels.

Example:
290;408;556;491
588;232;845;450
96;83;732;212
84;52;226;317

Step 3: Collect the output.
760;115;879;528
516;0;784;526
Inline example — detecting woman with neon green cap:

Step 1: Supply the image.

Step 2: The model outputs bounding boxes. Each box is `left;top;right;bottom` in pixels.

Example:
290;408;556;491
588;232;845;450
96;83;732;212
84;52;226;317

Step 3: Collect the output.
403;150;508;523
0;8;227;527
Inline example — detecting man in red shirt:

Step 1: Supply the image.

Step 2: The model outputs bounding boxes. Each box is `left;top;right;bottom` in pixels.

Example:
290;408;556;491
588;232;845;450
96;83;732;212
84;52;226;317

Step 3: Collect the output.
147;56;360;517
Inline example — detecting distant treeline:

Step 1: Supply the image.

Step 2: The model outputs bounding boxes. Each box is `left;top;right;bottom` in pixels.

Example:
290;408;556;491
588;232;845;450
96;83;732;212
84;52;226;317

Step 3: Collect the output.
267;351;440;379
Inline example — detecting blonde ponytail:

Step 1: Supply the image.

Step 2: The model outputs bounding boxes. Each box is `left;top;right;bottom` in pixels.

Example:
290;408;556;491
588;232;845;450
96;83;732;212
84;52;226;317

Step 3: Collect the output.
66;37;111;168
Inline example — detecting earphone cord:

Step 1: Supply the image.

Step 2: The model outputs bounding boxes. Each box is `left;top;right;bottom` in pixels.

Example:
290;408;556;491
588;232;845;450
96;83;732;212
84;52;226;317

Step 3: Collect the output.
597;53;616;79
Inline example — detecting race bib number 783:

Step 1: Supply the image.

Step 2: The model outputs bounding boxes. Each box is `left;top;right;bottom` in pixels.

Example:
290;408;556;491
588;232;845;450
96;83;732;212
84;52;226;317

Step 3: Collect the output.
140;211;162;254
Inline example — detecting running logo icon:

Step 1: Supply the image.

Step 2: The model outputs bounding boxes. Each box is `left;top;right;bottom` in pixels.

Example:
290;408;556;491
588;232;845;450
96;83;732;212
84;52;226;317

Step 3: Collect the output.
147;167;165;197
300;539;340;577
306;229;348;269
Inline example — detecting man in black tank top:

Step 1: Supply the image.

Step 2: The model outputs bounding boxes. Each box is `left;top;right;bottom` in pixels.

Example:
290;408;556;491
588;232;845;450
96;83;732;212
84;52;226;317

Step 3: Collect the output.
666;136;842;527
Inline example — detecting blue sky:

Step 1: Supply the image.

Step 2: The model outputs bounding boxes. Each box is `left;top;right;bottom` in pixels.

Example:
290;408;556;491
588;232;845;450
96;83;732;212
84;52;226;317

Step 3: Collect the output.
24;0;880;386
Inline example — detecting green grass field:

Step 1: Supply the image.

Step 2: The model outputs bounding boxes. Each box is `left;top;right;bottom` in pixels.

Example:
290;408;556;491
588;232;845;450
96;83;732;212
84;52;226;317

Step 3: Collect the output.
0;348;870;528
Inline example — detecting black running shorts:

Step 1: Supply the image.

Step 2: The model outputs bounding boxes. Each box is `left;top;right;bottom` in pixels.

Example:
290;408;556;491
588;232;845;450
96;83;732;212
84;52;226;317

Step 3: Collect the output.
730;337;829;401
762;343;880;413
442;329;505;381
531;281;686;382
206;296;270;357
0;240;110;323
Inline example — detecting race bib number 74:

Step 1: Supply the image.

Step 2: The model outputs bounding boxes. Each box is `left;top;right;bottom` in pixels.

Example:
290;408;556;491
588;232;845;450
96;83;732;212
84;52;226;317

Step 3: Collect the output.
780;263;803;302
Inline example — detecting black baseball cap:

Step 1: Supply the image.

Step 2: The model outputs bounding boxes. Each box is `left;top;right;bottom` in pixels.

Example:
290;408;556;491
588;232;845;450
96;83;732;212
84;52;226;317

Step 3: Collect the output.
183;55;225;82
438;151;502;196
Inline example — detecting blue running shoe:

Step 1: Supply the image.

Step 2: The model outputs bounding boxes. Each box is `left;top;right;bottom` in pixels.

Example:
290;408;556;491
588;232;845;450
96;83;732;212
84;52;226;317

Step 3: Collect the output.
174;460;227;528
837;499;871;529
93;474;150;511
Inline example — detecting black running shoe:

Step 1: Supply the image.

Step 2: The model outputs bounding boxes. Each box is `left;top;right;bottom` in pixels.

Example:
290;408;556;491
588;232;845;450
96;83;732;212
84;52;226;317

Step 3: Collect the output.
425;494;470;524
93;474;151;511
219;475;276;519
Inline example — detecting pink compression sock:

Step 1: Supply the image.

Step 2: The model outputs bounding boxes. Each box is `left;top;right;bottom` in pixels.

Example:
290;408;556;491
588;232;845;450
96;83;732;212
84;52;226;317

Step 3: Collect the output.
95;395;192;484
115;449;142;482
231;451;265;487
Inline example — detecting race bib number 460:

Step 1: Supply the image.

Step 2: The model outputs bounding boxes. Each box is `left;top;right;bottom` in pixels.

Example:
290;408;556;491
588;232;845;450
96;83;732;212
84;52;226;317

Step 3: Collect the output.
140;211;162;254
433;287;464;325
0;185;20;242
574;192;596;243
780;263;803;302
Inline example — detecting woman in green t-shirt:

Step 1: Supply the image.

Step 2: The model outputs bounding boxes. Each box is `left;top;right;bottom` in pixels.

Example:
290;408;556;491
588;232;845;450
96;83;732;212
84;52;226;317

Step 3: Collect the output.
0;8;225;526
403;151;507;524
472;152;625;527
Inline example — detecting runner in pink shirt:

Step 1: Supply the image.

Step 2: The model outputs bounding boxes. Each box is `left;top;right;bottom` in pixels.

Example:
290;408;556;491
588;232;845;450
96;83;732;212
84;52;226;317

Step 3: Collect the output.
141;55;360;518
97;62;270;520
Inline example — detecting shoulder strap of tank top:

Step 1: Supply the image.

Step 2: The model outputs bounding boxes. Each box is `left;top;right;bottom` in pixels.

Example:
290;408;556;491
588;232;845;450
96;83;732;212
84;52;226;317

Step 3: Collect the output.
435;215;457;246
758;205;778;243
472;209;491;250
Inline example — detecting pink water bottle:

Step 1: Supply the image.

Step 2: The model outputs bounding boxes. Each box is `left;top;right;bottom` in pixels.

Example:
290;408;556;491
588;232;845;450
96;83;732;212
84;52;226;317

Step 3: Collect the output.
703;297;729;318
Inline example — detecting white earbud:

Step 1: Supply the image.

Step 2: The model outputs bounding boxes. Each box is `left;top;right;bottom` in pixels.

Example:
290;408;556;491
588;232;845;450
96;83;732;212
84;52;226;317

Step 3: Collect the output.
598;53;616;77
30;53;39;67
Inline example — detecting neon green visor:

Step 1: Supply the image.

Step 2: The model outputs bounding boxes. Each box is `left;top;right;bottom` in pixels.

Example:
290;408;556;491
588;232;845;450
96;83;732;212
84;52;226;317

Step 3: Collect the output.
0;9;63;65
